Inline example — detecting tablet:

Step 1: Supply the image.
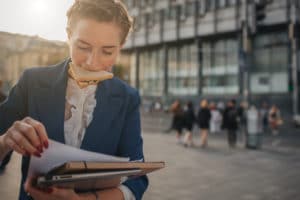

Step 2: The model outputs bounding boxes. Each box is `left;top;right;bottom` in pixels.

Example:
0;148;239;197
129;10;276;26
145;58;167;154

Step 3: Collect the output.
36;169;142;191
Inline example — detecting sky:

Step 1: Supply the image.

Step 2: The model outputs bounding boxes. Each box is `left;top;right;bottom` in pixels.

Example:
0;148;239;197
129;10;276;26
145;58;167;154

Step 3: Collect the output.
0;0;74;42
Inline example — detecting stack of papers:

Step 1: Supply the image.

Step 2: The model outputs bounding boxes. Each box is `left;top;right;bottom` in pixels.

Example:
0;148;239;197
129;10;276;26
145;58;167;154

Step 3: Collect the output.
28;140;165;191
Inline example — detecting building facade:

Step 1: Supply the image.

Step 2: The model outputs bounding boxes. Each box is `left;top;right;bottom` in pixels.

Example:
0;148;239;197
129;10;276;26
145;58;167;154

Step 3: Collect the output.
0;32;68;93
120;0;300;114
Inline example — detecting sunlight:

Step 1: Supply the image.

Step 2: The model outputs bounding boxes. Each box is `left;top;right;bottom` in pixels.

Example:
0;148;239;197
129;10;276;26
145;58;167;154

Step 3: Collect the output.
30;0;48;16
0;0;74;41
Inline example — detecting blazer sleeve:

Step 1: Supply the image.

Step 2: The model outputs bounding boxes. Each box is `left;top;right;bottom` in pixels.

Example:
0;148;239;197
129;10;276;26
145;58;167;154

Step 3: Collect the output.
0;71;29;162
117;89;149;200
0;70;29;135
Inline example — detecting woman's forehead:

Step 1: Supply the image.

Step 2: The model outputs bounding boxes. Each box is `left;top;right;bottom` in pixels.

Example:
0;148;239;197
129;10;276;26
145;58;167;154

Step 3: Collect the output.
71;18;122;45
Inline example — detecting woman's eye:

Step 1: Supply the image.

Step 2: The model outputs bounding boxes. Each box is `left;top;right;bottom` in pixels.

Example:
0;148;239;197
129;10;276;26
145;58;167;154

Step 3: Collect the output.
77;45;90;51
103;51;113;55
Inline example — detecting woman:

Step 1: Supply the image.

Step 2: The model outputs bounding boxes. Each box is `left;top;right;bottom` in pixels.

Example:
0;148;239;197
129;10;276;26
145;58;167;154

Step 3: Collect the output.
209;102;222;134
0;0;148;199
222;100;238;148
170;100;184;144
268;104;282;135
183;101;195;147
197;99;211;148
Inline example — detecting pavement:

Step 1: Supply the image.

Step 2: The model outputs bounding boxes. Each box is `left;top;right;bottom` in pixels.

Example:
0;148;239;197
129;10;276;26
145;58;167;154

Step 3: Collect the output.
1;130;300;200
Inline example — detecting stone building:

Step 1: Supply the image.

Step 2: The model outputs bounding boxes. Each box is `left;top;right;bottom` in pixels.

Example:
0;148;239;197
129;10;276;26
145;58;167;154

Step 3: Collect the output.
0;31;68;93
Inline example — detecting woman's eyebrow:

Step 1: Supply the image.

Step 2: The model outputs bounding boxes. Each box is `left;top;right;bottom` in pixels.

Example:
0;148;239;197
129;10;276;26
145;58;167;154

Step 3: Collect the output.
102;46;116;49
77;39;91;45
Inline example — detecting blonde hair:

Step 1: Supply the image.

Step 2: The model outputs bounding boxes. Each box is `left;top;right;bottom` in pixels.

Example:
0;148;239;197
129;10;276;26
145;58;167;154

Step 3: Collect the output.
66;0;133;45
200;99;208;108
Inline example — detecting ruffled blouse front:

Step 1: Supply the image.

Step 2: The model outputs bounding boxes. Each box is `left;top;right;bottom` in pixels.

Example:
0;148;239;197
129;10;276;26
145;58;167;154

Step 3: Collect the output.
64;78;97;148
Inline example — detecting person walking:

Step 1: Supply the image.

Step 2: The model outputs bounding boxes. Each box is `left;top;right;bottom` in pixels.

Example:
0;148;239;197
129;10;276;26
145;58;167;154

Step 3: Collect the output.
237;101;247;142
259;102;269;133
209;102;222;134
183;101;196;147
170;100;185;144
223;99;238;148
197;99;211;148
268;104;282;135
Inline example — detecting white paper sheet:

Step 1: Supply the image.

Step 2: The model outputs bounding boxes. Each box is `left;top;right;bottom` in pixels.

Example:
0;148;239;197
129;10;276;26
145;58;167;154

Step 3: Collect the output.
28;139;129;176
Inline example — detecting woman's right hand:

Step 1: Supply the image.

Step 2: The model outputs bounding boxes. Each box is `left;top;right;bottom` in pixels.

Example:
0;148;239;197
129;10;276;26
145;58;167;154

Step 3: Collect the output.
1;117;48;157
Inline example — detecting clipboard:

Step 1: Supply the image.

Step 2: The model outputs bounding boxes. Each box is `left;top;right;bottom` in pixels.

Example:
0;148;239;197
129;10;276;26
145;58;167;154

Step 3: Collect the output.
36;161;165;191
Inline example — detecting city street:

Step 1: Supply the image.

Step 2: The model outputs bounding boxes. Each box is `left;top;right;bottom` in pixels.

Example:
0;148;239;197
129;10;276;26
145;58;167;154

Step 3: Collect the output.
1;131;300;200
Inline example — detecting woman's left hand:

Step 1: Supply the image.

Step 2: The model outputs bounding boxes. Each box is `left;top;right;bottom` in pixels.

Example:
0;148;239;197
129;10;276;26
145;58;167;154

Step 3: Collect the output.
24;177;80;200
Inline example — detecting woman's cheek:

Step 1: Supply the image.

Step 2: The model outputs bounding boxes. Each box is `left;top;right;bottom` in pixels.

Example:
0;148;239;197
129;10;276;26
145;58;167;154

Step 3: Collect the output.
104;58;117;69
71;50;86;65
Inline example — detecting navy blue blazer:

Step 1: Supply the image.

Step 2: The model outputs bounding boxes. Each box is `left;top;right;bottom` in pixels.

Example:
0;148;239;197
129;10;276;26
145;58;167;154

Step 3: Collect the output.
0;59;148;200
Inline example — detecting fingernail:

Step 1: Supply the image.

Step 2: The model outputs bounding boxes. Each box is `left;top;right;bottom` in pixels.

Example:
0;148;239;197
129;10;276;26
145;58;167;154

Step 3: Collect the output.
45;188;53;193
36;146;43;153
39;145;44;153
34;152;41;158
44;141;49;149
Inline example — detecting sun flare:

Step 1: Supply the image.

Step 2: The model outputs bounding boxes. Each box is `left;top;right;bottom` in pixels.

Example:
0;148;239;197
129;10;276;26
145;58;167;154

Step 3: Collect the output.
30;0;48;15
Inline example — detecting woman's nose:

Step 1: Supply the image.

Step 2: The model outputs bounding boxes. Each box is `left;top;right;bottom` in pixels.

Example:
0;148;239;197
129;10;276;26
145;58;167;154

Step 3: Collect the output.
86;51;101;71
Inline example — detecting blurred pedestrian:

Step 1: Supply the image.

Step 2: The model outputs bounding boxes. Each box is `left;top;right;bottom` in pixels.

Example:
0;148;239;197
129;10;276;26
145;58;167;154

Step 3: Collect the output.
209;102;222;134
197;99;211;148
223;99;238;148
170;100;185;144
183;101;196;147
237;101;247;142
154;99;162;112
217;101;225;115
259;102;269;133
268;104;282;135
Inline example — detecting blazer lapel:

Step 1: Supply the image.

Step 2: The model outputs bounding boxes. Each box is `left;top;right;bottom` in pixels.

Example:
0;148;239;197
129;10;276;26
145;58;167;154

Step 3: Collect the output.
81;80;124;152
33;60;69;143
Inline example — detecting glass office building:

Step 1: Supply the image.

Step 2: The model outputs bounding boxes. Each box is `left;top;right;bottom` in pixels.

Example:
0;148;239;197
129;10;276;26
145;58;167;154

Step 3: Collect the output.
119;0;299;113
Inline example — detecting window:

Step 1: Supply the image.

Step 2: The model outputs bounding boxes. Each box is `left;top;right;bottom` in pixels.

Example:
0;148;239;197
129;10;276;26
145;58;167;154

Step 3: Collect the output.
165;5;177;20
129;53;137;87
185;1;195;18
205;0;215;11
140;0;146;7
126;0;137;7
202;38;239;95
139;49;164;96
168;44;198;95
251;32;289;94
198;0;204;16
134;15;147;31
150;10;161;27
216;0;227;8
227;0;237;6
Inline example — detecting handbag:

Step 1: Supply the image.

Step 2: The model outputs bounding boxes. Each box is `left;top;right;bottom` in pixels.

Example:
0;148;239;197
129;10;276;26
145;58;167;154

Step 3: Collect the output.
277;118;283;126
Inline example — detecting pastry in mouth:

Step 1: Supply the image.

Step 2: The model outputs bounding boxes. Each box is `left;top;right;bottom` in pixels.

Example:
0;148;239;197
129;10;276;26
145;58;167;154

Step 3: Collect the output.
68;62;114;88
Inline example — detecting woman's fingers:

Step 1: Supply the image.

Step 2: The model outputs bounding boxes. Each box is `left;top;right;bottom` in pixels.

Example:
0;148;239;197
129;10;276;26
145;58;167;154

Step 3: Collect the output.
25;176;78;200
4;117;48;157
22;117;49;149
13;121;41;154
4;136;27;155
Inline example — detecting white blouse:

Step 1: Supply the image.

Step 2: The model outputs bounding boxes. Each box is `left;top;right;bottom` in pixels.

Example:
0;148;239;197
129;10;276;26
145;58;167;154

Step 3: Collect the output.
64;78;135;200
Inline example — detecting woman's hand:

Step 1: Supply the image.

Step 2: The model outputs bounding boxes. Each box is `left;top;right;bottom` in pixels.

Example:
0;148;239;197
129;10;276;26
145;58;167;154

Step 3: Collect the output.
1;117;48;157
24;177;80;200
24;177;124;200
24;177;125;200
